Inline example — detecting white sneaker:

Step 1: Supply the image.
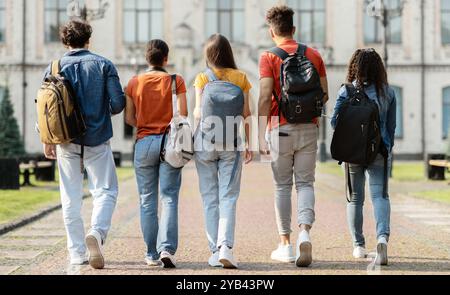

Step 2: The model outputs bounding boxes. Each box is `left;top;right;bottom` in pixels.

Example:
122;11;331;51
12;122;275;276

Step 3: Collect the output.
296;230;313;267
375;237;388;266
208;252;222;267
219;246;238;269
70;255;88;265
145;257;162;267
353;246;367;259
85;230;105;269
160;251;177;268
271;244;295;263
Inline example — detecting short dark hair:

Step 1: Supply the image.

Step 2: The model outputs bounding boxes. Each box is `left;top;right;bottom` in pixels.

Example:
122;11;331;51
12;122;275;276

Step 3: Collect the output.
60;19;92;48
266;5;295;37
204;34;237;70
146;39;170;67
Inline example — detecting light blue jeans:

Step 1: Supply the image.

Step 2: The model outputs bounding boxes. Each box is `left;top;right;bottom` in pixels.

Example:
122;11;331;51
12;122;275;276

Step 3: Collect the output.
57;142;118;261
134;135;182;260
348;154;391;247
195;150;243;253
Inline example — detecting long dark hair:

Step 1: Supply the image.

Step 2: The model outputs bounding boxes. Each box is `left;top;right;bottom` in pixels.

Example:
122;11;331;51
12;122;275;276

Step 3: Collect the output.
204;34;237;70
347;48;388;99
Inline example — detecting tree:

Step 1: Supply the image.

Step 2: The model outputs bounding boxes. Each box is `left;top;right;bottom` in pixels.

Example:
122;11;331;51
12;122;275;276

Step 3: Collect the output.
0;87;25;157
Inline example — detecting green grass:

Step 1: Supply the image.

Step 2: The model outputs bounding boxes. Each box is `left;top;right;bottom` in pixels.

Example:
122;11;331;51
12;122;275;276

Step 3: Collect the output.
317;161;446;183
413;190;450;205
0;166;135;225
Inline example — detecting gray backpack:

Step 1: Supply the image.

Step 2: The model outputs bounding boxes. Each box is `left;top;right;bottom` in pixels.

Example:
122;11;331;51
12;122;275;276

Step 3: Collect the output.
199;69;244;149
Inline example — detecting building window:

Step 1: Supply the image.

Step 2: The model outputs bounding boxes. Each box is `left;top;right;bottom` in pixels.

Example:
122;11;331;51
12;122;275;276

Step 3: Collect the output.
45;0;84;42
442;0;450;44
205;0;245;43
123;0;164;44
391;86;403;138
0;0;5;43
443;87;450;139
364;0;402;44
287;0;326;45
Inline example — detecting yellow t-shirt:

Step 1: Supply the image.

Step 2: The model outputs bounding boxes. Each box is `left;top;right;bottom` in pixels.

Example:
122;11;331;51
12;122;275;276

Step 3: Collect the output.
194;68;252;93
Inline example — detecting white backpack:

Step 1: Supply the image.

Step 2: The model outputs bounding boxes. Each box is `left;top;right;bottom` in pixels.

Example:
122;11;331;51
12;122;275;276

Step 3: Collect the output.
160;75;194;169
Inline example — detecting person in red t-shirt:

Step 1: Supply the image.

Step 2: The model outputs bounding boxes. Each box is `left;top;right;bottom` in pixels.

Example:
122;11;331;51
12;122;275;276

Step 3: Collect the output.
258;5;329;268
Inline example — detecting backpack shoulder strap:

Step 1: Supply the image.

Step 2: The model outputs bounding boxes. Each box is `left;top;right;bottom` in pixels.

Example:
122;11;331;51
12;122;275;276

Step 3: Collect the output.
297;43;307;56
268;47;290;61
205;68;218;82
171;74;179;116
51;60;61;76
343;83;358;98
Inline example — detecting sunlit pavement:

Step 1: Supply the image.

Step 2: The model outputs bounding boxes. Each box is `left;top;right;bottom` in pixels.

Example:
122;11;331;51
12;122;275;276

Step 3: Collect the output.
0;162;449;275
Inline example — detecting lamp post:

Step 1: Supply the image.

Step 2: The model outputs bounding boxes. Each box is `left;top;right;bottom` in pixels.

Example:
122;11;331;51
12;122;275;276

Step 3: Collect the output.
367;0;405;68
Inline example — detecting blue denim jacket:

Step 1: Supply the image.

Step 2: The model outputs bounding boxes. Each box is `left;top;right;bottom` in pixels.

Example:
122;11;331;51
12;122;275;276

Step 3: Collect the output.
44;49;125;147
331;82;397;152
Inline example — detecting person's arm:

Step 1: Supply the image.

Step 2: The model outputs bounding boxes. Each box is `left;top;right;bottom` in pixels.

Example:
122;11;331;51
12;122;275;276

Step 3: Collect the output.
243;91;253;164
386;90;397;152
258;77;274;154
177;92;188;117
125;95;137;127
330;86;347;129
194;87;203;123
321;76;329;104
106;63;126;115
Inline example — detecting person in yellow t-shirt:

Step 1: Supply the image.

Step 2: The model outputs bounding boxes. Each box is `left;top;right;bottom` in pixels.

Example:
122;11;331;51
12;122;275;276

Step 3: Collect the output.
193;34;252;270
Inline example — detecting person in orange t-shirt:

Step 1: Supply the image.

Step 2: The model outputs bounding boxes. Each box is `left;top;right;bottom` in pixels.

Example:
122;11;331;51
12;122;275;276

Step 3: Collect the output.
258;5;329;268
125;39;187;269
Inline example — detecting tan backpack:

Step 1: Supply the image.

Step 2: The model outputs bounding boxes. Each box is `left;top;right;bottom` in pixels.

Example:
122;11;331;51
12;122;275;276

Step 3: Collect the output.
36;60;86;145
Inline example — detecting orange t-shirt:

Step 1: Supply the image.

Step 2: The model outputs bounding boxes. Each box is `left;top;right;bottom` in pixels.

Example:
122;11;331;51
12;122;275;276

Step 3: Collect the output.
259;39;327;128
126;72;187;140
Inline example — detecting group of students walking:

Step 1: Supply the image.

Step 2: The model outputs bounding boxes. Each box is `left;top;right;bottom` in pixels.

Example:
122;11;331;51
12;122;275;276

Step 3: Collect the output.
37;5;396;270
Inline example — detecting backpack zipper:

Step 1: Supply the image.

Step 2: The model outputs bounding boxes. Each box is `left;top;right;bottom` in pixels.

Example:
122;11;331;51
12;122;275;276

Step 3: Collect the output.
44;104;55;139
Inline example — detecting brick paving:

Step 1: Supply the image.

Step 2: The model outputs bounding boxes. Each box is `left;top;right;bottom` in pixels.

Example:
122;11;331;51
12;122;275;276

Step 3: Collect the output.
0;162;449;275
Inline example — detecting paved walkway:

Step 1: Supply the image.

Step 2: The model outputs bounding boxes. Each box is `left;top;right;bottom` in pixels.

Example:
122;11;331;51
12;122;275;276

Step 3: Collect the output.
0;163;449;275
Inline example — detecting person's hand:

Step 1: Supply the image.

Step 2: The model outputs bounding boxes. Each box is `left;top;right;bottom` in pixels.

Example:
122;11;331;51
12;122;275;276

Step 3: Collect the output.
259;140;270;156
244;149;253;165
43;144;57;160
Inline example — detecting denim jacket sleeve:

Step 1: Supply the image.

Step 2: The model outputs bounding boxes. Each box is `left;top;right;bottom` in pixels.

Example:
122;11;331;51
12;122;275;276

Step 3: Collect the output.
106;61;126;115
331;86;348;129
386;88;397;151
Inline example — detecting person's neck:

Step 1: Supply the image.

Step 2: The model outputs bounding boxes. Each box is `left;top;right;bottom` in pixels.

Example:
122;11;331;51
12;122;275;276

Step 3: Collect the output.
69;47;87;51
273;36;294;46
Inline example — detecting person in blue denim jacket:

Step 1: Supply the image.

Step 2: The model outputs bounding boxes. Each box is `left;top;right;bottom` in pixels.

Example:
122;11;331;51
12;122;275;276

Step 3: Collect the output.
331;49;396;266
42;20;125;269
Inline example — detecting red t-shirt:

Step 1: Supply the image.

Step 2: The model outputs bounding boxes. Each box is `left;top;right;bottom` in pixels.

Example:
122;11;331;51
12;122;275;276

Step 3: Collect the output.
259;39;327;129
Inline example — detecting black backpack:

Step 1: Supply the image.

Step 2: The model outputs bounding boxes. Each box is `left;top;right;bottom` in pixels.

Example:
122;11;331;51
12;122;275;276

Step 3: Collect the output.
269;43;324;124
330;84;389;200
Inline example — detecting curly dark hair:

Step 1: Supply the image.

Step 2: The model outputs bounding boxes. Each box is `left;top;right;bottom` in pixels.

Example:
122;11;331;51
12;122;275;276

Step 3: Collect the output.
346;48;388;99
146;39;170;67
60;19;92;48
266;5;295;37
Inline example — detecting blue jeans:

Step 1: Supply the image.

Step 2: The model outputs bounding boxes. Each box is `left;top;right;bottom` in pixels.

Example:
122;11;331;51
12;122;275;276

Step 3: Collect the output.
195;150;243;253
134;135;182;260
347;154;391;247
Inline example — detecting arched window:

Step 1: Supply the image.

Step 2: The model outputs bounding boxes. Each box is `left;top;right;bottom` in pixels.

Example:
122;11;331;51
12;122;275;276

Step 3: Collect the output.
442;0;450;44
287;0;326;45
123;0;164;44
443;87;450;139
205;0;245;43
363;0;402;44
391;86;403;138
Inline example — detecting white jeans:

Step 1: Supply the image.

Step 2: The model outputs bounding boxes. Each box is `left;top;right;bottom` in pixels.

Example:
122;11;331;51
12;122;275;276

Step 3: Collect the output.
57;142;118;260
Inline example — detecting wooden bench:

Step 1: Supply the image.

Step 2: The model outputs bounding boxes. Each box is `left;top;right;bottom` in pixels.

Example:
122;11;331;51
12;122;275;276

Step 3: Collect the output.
19;161;54;187
429;160;450;169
